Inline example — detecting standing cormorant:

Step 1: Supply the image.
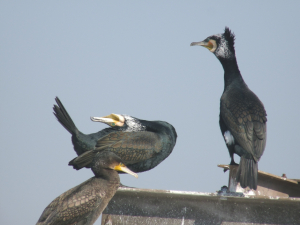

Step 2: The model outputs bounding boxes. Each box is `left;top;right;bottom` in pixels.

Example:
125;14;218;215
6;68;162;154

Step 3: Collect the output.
36;151;138;225
191;27;267;190
53;97;177;173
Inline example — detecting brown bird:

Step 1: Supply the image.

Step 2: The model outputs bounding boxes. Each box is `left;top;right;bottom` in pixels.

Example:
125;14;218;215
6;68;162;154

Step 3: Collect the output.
36;151;137;225
191;27;267;190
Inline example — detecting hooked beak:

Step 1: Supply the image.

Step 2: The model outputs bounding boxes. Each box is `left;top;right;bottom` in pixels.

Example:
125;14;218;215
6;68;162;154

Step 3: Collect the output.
190;41;207;47
114;164;138;178
91;116;114;123
91;113;125;127
190;39;217;52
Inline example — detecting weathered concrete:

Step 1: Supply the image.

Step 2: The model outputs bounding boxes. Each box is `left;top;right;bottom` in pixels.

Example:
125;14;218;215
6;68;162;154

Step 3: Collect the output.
101;166;300;224
101;187;300;225
218;164;300;198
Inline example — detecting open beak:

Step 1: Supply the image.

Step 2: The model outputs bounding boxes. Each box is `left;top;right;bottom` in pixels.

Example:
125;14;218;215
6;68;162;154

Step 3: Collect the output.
114;164;138;178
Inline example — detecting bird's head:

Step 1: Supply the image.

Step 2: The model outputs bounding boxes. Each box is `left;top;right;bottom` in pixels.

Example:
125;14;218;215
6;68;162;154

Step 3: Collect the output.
191;27;236;60
92;151;138;178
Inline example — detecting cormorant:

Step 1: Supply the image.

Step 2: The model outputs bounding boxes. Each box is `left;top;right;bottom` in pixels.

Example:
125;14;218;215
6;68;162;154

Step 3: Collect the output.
53;97;114;156
191;27;267;190
36;151;138;225
53;97;177;173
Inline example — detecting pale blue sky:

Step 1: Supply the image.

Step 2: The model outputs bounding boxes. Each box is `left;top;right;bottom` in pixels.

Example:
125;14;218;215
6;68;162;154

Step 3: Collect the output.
1;1;300;224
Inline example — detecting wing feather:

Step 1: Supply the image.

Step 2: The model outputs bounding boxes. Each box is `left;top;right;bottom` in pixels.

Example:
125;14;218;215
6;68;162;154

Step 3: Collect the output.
36;178;102;225
69;131;162;169
96;131;162;164
220;88;267;162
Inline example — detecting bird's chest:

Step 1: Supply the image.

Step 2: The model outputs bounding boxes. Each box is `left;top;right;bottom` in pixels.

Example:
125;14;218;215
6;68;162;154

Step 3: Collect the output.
221;90;253;129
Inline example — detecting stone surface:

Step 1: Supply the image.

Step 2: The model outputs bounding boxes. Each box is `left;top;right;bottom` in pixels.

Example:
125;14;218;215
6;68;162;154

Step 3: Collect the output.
101;187;300;225
218;164;300;198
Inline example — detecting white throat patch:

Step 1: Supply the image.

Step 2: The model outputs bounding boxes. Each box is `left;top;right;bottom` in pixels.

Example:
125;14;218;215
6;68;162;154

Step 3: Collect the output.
224;130;235;145
123;115;146;132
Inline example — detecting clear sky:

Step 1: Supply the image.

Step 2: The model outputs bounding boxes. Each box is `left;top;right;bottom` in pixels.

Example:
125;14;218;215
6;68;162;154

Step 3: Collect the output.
1;1;300;224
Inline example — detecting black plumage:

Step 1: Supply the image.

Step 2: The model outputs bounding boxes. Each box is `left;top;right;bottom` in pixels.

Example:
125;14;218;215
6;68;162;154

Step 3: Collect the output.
53;97;177;173
53;97;114;156
191;27;267;190
36;151;138;225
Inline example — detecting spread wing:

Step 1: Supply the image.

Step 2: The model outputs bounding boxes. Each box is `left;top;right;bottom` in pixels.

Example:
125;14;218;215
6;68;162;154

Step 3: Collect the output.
69;131;162;169
220;89;267;161
36;178;102;225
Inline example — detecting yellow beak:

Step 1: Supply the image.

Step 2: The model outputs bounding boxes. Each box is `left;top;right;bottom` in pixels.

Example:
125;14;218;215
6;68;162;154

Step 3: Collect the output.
114;164;138;178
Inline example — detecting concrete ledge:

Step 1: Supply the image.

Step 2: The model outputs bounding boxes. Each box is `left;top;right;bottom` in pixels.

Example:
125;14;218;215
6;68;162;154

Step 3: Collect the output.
101;187;300;225
218;164;300;198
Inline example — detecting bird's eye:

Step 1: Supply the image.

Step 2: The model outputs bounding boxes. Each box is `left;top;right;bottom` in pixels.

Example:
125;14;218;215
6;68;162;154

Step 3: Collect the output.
112;122;115;126
120;163;124;166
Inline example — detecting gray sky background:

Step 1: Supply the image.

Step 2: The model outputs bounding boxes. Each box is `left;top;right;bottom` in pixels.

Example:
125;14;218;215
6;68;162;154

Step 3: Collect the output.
1;1;300;224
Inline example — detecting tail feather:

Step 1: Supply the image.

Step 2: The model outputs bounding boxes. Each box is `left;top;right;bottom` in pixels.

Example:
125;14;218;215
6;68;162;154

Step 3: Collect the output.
69;150;97;170
236;156;258;190
53;97;77;135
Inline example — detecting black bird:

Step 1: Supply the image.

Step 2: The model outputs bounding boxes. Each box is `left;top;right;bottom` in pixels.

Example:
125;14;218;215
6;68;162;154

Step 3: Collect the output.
36;151;138;225
53;97;114;156
53;97;177;173
191;27;267;190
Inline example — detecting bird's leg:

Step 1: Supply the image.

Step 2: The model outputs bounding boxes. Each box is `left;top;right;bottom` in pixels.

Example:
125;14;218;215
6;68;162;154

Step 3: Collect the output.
230;155;239;166
224;157;238;172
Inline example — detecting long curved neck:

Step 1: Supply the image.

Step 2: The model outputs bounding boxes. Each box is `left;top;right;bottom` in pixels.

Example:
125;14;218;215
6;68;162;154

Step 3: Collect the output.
95;169;120;184
139;120;170;134
218;56;244;90
138;120;159;131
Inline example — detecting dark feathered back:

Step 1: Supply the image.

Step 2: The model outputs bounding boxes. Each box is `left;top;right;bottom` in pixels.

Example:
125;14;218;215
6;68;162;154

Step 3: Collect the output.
224;27;235;52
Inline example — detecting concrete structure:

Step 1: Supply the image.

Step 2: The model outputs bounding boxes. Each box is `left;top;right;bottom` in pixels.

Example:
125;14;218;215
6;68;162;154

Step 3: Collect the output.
218;164;300;198
101;166;300;225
